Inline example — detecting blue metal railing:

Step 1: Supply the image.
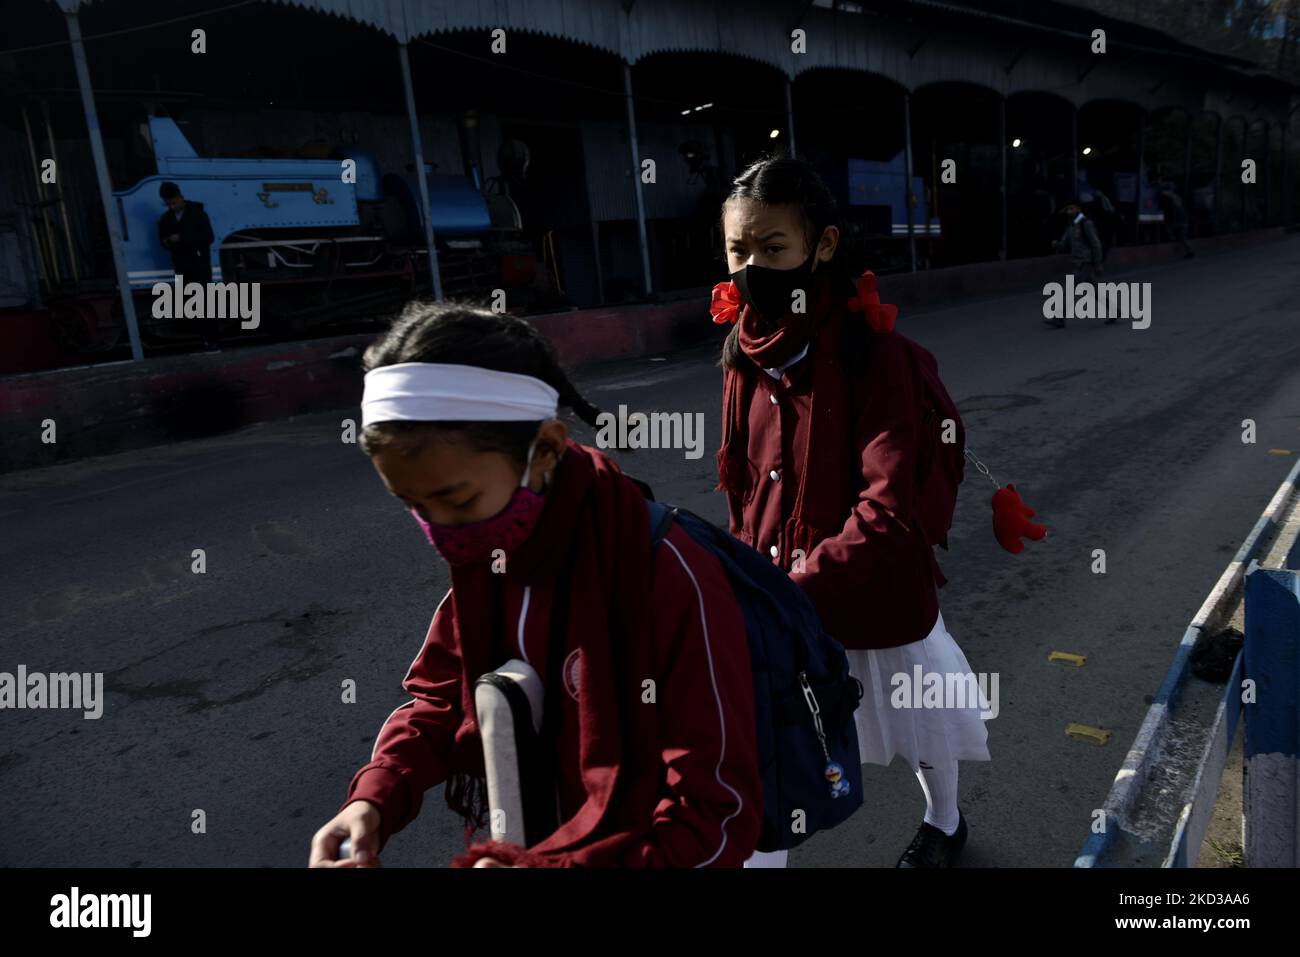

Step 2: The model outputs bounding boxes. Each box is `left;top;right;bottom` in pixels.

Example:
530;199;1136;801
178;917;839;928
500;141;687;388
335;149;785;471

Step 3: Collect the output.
1076;457;1300;867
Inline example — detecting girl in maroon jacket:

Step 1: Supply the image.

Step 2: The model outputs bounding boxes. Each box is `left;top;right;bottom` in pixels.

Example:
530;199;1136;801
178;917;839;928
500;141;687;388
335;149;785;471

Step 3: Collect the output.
712;158;990;868
309;303;762;868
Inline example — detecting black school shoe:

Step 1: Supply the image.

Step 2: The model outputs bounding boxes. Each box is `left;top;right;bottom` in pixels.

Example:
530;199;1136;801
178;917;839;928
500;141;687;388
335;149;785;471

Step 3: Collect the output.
896;812;968;868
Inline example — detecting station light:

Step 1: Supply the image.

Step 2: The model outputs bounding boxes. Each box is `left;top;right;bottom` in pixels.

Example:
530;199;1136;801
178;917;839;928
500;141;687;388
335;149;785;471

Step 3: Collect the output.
769;129;781;138
1082;146;1092;156
1012;138;1021;148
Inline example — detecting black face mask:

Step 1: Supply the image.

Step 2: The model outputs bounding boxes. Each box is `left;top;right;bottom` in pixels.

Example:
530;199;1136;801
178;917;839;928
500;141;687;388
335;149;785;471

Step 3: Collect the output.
730;247;818;324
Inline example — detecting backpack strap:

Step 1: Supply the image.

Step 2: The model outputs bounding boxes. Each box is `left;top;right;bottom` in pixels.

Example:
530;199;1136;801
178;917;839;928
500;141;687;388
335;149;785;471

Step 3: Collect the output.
646;499;677;550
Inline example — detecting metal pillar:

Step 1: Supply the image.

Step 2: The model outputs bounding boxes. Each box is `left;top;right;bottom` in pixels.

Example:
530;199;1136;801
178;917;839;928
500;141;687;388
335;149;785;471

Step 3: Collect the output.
1240;119;1249;234
1258;123;1268;230
1262;124;1271;228
1285;101;1297;229
623;61;653;298
1071;105;1079;199
42;98;80;282
903;92;916;272
785;77;797;158
398;41;443;301
1135;111;1145;245
999;96;1007;261
1213;115;1224;234
20;105;59;286
585;168;605;305
63;6;143;360
1285;100;1298;229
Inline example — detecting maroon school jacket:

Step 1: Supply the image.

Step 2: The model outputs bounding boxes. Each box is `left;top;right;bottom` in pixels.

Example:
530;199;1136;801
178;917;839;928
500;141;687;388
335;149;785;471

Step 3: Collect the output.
724;329;943;650
341;520;762;867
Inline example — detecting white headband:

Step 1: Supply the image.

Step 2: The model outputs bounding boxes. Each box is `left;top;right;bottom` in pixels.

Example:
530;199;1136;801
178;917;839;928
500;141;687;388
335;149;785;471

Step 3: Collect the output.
361;362;560;428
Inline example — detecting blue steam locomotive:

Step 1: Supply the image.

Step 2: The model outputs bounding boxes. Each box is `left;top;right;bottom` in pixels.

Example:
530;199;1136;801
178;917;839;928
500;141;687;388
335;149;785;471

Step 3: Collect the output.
112;116;524;339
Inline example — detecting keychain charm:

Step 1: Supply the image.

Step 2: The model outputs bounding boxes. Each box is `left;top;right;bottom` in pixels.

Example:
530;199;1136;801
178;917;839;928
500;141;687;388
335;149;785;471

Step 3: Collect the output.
825;760;851;799
801;672;851;799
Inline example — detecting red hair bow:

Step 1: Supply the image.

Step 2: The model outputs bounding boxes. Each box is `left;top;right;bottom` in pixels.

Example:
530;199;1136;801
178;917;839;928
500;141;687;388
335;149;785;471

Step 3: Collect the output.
845;270;898;333
991;483;1048;554
710;280;742;325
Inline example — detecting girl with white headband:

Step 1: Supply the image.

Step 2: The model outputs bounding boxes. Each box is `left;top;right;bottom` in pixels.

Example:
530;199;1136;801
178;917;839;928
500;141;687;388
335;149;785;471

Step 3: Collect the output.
309;301;762;868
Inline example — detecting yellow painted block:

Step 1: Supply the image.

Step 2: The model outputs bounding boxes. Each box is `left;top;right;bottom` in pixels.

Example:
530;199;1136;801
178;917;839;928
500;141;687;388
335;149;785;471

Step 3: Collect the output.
1049;651;1086;667
1065;723;1111;746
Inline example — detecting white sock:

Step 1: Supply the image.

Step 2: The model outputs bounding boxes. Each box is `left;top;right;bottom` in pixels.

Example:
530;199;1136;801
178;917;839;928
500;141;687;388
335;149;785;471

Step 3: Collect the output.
916;759;961;836
743;849;789;868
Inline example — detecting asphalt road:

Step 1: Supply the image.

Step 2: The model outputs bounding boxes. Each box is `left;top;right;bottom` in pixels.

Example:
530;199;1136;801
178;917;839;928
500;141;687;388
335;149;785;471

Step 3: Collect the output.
2;237;1299;868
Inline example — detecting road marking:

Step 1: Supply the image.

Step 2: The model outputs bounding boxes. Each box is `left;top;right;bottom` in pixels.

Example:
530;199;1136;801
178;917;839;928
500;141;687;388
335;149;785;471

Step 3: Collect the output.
1049;651;1087;667
1066;723;1111;746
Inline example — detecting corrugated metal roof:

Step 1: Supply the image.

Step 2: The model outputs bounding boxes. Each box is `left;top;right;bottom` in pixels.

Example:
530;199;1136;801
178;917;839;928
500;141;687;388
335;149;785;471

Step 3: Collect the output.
264;0;629;51
52;0;412;38
47;0;1292;105
54;0;794;65
46;0;1284;72
271;0;410;41
899;0;1261;70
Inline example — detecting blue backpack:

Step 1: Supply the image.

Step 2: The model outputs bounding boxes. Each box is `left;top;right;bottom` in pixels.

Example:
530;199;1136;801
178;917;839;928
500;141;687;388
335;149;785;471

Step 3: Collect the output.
646;500;864;852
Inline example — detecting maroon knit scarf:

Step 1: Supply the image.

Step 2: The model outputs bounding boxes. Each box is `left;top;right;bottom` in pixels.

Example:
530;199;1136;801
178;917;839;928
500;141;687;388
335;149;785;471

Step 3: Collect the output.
442;441;665;866
717;272;855;564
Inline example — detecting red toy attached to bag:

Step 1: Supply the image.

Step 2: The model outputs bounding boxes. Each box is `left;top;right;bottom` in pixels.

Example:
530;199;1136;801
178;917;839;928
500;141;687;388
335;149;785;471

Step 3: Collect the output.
843;270;1047;556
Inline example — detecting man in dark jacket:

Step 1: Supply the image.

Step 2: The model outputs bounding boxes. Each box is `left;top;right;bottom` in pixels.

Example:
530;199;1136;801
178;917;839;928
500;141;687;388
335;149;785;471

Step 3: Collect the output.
1045;202;1104;329
158;181;217;347
1053;203;1103;278
158;181;214;282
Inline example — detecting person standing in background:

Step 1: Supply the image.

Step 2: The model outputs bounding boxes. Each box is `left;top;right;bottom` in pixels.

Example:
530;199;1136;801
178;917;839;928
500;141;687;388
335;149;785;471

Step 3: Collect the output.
158;181;218;349
1157;181;1195;259
1046;202;1104;329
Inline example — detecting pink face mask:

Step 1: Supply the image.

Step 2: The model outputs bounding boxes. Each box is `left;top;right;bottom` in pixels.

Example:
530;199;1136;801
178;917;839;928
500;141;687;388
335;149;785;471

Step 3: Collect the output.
410;440;547;566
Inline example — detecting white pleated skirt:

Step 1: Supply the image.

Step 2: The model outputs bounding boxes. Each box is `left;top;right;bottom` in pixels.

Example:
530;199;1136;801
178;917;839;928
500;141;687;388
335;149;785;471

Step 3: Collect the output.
844;607;992;769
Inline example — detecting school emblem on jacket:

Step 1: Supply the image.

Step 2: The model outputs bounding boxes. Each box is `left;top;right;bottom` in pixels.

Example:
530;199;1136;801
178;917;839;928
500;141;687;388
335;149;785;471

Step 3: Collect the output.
563;649;581;701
